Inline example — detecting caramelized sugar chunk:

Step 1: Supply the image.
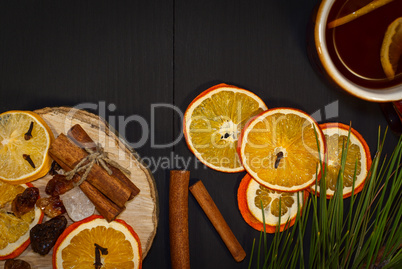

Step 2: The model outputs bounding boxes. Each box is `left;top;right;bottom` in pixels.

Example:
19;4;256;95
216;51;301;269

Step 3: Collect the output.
45;174;74;196
36;196;66;218
11;187;39;218
30;215;67;255
4;259;31;269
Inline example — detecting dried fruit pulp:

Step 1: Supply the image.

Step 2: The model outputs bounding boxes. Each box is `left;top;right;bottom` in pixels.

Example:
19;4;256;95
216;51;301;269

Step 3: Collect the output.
255;186;296;217
0;210;35;250
237;174;307;233
0;181;43;259
4;258;31;269
0;181;25;207
30;216;67;255
316;123;371;198
239;108;325;192
54;216;142;269
248;179;304;225
325;133;362;190
184;84;267;172
0;111;53;184
0;182;34;250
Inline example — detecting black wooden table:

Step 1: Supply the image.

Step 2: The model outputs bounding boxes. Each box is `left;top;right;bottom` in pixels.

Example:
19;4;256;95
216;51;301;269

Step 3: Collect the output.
0;1;399;268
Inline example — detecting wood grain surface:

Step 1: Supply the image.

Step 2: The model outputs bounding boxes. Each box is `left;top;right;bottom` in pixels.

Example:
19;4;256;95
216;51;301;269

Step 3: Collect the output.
0;107;158;269
0;1;400;269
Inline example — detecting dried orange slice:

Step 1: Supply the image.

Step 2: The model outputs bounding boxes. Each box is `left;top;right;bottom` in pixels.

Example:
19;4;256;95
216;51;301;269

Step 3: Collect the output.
0;182;44;260
0;110;54;184
53;215;142;269
238;108;325;192
238;174;308;233
183;83;267;173
312;123;372;198
381;17;402;80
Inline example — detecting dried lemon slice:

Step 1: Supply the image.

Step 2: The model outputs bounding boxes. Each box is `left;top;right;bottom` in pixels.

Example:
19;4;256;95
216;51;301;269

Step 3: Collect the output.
0;110;54;184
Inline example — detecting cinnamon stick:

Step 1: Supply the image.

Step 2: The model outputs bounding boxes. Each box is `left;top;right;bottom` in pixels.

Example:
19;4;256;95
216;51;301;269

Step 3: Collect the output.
48;134;131;208
189;180;246;262
80;181;125;222
50;150;124;222
169;170;190;269
67;124;140;200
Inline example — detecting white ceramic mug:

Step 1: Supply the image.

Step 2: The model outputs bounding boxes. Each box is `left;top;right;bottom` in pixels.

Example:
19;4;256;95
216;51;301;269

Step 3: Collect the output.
313;0;402;130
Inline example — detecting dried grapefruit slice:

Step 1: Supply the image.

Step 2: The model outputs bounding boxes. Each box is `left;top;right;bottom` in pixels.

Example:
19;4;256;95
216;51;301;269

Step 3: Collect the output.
312;123;372;198
238;174;308;233
183;83;267;173
381;17;402;80
0;182;44;260
238;108;325;192
0;110;54;184
53;215;142;269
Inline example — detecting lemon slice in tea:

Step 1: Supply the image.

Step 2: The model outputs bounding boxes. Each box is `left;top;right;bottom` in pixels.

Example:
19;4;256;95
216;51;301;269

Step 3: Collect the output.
183;84;267;173
238;108;325;192
381;17;402;80
328;0;395;28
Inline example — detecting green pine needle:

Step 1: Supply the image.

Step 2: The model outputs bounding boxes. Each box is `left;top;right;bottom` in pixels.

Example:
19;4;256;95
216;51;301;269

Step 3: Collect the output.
247;127;402;269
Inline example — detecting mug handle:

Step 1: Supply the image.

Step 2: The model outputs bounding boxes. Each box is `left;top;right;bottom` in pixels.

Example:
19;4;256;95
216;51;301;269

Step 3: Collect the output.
393;100;402;123
380;101;402;135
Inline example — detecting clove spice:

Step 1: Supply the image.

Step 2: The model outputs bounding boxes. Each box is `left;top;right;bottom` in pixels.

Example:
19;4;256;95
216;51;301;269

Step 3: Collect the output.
24;121;34;140
275;152;284;169
23;154;35;169
94;243;108;269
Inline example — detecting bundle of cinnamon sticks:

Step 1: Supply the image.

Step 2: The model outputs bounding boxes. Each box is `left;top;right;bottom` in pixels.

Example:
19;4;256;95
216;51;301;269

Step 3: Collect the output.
48;124;140;222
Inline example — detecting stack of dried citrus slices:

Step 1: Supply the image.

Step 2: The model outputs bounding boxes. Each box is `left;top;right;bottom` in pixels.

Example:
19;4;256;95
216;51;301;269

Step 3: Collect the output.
0;111;51;260
0;110;143;267
0;182;44;260
237;108;324;232
184;84;372;232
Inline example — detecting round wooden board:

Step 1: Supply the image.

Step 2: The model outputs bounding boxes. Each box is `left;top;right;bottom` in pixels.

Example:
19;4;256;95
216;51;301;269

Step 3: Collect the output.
0;107;158;269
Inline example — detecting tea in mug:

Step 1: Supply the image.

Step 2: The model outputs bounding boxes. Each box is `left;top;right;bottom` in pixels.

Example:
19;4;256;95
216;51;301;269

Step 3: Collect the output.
326;0;402;89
